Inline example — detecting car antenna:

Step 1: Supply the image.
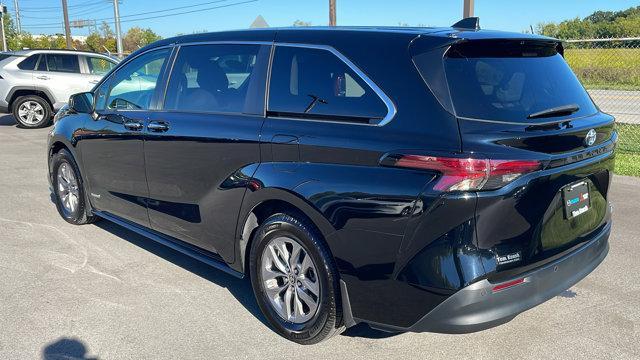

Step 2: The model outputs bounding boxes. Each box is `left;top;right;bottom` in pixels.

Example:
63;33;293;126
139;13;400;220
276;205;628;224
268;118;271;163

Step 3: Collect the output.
452;17;480;30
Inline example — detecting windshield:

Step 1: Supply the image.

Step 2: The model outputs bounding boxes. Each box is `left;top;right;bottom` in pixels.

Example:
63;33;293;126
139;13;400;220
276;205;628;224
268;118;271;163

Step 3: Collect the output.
441;41;597;123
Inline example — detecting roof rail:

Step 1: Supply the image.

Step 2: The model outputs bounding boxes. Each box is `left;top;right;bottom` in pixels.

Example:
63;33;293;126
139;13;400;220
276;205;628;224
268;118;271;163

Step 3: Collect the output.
452;17;480;30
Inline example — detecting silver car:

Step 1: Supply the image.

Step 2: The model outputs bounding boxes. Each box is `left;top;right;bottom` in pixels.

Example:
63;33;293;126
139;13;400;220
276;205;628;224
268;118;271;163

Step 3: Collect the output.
0;49;118;128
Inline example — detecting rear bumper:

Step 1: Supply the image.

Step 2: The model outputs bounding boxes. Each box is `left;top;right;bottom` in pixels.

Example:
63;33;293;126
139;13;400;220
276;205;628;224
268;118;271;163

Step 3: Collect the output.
371;221;610;333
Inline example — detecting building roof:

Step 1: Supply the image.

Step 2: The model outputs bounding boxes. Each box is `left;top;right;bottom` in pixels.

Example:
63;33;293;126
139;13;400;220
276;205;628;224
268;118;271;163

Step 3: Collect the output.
250;15;269;29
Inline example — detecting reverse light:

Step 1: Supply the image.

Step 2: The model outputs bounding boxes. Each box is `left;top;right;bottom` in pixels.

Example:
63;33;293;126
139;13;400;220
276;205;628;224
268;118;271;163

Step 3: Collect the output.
391;155;541;192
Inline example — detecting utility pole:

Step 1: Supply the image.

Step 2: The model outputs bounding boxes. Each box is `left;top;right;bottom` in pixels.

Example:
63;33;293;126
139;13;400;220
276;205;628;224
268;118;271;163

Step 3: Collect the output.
61;0;72;49
463;0;474;18
0;4;7;52
13;0;20;33
112;0;123;58
329;0;336;26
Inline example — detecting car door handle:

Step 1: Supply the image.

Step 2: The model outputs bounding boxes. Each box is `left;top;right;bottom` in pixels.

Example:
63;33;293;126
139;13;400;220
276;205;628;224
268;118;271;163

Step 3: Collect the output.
147;121;169;132
89;80;100;84
123;121;144;131
36;75;50;80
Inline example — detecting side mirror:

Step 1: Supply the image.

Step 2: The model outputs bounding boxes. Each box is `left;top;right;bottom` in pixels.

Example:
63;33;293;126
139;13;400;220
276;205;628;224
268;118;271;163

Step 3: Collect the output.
68;92;94;114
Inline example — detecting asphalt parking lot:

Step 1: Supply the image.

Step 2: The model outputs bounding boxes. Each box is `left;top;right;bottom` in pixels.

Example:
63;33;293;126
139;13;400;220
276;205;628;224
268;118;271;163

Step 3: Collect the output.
0;113;639;360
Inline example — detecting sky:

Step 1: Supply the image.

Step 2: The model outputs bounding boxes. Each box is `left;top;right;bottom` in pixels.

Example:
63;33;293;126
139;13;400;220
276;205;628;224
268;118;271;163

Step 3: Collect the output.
7;0;640;38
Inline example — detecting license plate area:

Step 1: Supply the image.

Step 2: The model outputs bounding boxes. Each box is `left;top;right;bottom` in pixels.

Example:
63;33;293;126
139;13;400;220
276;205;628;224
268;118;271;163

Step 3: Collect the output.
562;180;591;219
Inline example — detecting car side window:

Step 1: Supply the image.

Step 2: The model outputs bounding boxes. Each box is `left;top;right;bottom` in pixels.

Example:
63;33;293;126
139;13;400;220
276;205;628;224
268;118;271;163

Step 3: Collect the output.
164;44;262;113
87;56;116;76
43;54;81;73
268;46;388;123
17;54;39;70
105;48;170;111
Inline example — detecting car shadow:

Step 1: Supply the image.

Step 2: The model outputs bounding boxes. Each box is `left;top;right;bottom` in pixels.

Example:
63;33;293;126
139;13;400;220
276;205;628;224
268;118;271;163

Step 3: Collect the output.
0;114;16;126
341;323;401;339
42;337;98;360
94;220;270;328
92;219;402;341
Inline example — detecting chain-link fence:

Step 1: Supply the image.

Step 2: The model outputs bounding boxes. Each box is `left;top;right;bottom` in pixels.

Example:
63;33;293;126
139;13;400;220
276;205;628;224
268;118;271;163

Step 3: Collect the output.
564;37;640;175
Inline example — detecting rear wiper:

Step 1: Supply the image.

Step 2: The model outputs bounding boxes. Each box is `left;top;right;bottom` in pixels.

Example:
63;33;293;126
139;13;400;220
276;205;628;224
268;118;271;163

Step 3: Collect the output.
527;104;579;119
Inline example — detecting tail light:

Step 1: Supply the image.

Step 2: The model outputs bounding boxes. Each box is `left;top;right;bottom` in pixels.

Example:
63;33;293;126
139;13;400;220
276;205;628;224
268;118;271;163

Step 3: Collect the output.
390;155;541;192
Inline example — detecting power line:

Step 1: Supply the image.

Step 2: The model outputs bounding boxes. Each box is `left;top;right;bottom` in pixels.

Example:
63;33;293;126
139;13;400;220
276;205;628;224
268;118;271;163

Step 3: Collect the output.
22;0;235;26
70;4;112;16
8;0;104;11
21;0;258;28
110;0;258;24
20;3;111;19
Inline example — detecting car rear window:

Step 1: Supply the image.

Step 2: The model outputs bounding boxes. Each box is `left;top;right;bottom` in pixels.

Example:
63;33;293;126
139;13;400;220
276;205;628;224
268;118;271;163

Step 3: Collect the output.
0;54;15;62
414;40;598;123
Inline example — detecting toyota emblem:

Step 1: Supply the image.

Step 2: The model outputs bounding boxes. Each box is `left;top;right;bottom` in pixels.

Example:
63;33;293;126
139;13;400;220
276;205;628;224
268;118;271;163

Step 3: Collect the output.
585;129;597;147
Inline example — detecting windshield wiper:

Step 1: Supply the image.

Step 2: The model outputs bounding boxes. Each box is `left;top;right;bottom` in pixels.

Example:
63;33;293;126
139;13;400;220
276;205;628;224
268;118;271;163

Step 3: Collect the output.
527;104;579;119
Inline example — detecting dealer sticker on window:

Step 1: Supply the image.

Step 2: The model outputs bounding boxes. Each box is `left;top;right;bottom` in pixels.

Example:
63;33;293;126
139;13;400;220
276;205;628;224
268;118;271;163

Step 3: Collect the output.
562;181;591;219
496;251;522;266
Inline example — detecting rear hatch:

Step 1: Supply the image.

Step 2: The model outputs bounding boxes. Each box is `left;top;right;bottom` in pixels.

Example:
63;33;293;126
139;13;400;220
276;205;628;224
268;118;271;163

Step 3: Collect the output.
411;36;615;276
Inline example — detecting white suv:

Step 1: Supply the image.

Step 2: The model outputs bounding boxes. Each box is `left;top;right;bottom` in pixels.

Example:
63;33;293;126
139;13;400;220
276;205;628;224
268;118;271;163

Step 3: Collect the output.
0;49;118;128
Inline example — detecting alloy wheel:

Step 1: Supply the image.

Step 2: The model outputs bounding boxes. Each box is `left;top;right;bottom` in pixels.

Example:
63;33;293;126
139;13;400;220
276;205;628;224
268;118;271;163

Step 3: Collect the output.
56;163;80;215
260;236;321;324
17;101;45;125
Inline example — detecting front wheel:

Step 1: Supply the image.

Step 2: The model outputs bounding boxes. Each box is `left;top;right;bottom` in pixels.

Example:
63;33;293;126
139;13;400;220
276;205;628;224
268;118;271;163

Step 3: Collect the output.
249;213;344;344
50;149;97;225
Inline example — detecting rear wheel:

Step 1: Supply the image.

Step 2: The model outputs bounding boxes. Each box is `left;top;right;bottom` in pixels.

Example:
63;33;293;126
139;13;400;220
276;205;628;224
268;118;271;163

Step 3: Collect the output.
51;149;97;225
12;95;52;128
249;213;343;344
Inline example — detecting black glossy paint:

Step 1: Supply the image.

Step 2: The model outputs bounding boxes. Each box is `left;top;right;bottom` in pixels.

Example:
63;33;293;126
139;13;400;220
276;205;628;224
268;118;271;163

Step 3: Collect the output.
48;26;615;331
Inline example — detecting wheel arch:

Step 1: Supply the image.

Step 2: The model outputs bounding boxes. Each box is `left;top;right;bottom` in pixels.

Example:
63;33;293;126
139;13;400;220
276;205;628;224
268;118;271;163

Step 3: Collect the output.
48;140;71;182
234;189;337;275
47;136;84;186
7;86;55;112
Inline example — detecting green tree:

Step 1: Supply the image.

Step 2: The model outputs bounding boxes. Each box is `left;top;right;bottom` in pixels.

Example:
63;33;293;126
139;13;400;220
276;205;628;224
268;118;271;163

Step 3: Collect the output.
2;12;19;50
293;20;312;27
123;27;161;52
537;5;640;39
85;32;104;52
85;21;117;53
19;33;37;49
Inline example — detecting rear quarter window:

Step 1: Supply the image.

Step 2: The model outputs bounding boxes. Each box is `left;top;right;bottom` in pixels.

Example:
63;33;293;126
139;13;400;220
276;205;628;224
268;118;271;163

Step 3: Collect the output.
17;54;40;70
268;46;388;124
87;56;116;76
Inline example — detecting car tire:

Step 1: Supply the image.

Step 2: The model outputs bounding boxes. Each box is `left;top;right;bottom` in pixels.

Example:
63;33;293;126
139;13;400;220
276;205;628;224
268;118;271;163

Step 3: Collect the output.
50;149;98;225
12;95;52;128
249;213;344;344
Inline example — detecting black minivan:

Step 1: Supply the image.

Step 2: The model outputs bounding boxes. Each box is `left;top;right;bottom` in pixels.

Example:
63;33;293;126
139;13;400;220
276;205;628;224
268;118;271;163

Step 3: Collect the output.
48;19;615;344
